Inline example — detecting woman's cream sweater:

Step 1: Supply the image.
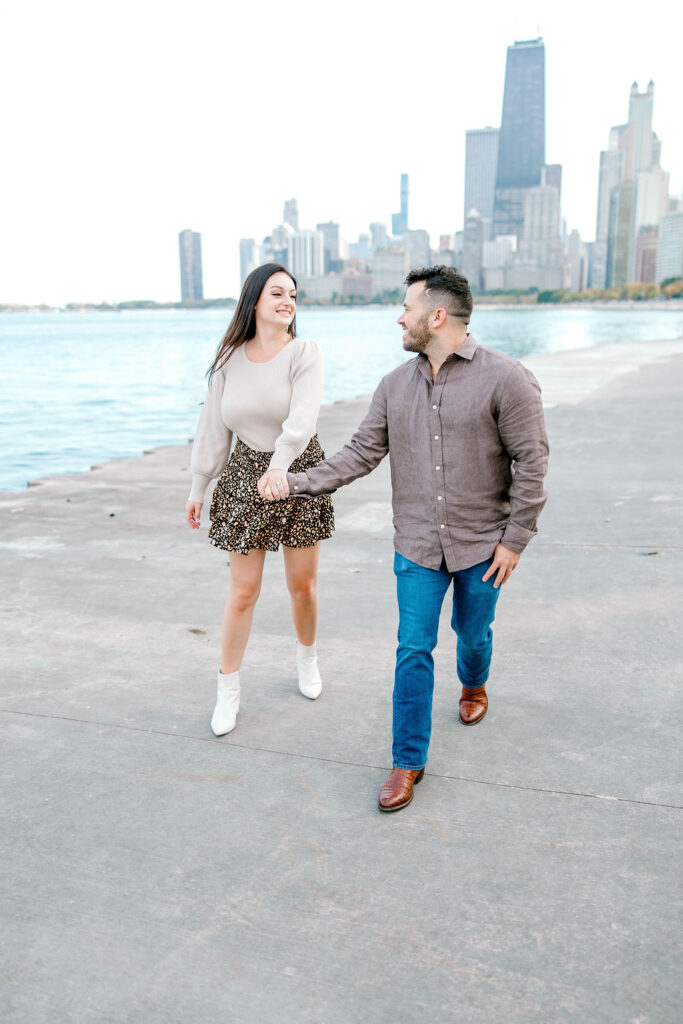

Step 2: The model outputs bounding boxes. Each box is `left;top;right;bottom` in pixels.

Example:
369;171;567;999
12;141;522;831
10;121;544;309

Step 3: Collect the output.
188;338;323;504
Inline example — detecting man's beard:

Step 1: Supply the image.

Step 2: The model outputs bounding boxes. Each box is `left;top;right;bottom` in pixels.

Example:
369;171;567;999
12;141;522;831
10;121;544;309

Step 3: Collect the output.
402;314;432;353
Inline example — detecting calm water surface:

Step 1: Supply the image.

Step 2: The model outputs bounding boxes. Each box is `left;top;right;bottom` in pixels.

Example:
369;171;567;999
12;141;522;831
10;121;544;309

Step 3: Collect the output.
1;306;681;492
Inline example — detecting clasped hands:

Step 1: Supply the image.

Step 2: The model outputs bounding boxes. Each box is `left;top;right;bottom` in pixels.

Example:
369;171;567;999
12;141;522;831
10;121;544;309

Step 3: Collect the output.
257;468;290;501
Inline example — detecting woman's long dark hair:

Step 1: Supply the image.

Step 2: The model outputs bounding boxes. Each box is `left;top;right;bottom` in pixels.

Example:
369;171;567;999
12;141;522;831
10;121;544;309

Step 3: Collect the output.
208;262;297;381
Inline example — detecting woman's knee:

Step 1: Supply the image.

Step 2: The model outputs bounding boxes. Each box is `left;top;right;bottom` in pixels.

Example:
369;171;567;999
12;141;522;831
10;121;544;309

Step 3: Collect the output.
287;575;317;604
228;582;261;614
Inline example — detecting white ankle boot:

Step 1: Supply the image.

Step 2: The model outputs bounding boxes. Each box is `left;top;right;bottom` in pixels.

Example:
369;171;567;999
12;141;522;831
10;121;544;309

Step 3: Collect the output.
296;641;322;700
211;669;240;736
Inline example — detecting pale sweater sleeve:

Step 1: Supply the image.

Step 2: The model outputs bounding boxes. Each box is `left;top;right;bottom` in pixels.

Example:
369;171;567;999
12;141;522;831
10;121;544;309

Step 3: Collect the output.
268;339;324;471
188;365;233;503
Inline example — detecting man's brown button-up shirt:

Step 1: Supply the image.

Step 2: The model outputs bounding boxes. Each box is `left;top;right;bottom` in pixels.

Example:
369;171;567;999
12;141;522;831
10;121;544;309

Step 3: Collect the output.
288;335;549;572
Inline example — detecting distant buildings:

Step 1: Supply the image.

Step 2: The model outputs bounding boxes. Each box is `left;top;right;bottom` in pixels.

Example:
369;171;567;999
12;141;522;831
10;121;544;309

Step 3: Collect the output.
515;180;564;289
594;82;672;288
370;222;389;252
178;229;203;302
404;229;431;269
287;229;325;278
391;174;409;237
566;230;589;293
316;221;343;271
283;199;299;231
462;211;484;290
234;175;421;302
464;37;568;293
655;211;683;282
225;59;680;306
493;38;546;240
465;127;499;241
239;238;258;285
373;247;409;295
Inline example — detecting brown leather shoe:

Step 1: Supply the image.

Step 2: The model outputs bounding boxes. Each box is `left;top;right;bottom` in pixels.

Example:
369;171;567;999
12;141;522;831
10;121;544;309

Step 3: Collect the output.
459;685;488;725
378;767;425;812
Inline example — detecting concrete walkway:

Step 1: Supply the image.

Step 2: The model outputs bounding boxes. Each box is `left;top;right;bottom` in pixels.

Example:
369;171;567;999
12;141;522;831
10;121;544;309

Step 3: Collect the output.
1;340;682;1023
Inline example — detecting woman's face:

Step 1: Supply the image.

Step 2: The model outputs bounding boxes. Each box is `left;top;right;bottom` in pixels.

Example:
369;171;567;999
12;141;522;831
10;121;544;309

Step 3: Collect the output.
255;271;297;331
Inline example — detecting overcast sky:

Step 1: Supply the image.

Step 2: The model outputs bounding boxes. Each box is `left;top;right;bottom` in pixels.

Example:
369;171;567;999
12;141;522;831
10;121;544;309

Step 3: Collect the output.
1;0;681;305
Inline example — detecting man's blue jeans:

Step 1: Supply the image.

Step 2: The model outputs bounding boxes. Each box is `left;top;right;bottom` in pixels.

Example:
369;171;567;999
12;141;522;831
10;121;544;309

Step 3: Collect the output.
392;551;501;770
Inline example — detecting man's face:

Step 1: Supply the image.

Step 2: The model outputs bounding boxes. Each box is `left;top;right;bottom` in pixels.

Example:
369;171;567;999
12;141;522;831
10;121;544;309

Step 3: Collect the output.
397;282;432;353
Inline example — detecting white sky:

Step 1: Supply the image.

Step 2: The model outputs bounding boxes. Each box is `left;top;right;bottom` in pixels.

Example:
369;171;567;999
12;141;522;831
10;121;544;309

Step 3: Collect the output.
1;0;681;305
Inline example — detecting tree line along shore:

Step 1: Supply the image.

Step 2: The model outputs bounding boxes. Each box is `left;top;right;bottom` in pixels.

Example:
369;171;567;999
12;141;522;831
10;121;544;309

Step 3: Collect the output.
1;278;682;313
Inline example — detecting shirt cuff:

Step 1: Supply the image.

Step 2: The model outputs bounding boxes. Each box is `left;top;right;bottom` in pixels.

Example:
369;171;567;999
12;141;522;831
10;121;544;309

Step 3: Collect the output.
287;471;311;497
500;520;536;553
268;444;299;472
188;474;212;504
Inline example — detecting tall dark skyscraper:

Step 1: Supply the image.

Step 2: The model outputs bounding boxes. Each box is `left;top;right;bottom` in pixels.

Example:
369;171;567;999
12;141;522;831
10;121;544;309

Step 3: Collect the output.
493;38;546;239
391;173;409;237
178;229;203;302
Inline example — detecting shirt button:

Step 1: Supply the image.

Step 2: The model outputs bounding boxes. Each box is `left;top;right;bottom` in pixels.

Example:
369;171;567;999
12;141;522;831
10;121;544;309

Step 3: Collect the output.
440;524;445;529
432;404;437;409
437;496;442;500
294;485;299;490
434;435;439;440
435;466;440;471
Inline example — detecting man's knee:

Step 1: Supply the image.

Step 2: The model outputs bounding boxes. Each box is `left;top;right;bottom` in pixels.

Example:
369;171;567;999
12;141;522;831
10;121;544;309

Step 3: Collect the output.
452;618;493;649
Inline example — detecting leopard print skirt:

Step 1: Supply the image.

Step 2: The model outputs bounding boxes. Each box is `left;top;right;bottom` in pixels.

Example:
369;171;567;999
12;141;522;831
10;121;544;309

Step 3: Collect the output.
208;435;335;554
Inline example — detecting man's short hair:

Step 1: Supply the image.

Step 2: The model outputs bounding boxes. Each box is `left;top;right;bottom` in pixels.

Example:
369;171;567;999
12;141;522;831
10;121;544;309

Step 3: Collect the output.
405;265;473;324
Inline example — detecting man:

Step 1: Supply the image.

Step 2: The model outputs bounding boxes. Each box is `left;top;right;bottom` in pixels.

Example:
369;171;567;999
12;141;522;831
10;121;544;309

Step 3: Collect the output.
259;266;549;812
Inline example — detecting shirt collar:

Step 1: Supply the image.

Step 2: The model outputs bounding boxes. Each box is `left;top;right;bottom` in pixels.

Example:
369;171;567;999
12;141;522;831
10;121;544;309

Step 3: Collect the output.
454;334;477;360
416;334;478;378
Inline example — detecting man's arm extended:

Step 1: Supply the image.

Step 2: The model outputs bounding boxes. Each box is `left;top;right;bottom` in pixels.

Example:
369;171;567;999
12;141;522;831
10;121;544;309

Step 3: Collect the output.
259;378;389;500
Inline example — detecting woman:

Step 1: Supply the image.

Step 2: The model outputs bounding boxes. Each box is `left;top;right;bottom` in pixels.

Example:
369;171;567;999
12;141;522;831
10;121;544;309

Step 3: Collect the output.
185;263;334;736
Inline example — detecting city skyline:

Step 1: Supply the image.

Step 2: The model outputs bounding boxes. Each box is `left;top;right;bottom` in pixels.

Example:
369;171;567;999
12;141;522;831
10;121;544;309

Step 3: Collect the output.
238;49;679;300
1;1;682;304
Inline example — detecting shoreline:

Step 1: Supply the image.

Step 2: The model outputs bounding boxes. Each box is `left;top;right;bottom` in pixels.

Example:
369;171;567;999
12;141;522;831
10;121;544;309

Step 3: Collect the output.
2;298;683;314
3;335;683;497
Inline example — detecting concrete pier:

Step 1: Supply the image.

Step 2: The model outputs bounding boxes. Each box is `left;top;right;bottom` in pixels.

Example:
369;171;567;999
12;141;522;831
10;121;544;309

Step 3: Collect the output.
1;339;682;1023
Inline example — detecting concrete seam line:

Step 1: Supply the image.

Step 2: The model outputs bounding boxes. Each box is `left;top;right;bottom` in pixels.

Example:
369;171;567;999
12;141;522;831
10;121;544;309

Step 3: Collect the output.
534;542;683;551
2;707;681;812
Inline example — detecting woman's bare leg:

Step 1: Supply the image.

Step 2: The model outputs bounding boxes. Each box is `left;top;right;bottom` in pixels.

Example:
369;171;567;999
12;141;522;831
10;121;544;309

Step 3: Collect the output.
220;549;267;673
282;543;320;644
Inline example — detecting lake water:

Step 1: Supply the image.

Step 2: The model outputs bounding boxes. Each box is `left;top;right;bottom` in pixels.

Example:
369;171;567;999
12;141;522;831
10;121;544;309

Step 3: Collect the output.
1;306;682;492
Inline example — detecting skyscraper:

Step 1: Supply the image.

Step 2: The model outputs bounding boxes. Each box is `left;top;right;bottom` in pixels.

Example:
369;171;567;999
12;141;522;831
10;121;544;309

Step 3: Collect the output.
316;221;342;271
404;229;431;269
592;126;627;289
178;229;203;302
655;211;683;283
462;210;484;290
597;82;670;288
518;184;562;269
287;229;324;278
283;199;299;230
464;127;499;241
370;222;388;251
493;38;546;239
239;238;259;285
628;81;655;173
391;174;409;237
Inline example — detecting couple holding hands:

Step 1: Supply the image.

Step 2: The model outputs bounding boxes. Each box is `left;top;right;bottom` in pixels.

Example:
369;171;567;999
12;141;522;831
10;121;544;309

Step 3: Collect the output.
186;262;548;812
